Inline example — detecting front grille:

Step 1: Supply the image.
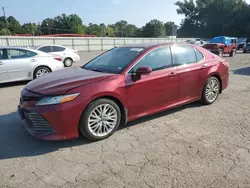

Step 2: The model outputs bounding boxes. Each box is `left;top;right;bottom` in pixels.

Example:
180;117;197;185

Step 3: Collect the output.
22;109;55;136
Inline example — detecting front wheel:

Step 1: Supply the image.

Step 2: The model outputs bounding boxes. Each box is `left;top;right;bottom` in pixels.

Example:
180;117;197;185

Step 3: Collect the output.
201;77;220;105
79;99;121;141
218;49;223;57
34;67;51;79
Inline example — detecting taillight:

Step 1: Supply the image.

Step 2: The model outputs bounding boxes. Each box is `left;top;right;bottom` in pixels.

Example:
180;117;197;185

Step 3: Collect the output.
54;57;62;61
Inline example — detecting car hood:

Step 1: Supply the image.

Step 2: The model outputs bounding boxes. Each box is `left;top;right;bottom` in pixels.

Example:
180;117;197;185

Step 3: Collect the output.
26;67;114;95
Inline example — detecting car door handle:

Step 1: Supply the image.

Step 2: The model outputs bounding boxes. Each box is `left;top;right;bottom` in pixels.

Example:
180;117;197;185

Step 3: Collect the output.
0;61;4;65
30;59;37;62
168;72;177;77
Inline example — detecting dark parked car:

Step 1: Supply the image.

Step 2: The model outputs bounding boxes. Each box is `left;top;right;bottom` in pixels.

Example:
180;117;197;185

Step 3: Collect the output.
237;38;250;50
18;43;229;141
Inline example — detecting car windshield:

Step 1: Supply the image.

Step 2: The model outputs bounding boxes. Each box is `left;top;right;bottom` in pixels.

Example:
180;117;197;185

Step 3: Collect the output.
83;47;145;74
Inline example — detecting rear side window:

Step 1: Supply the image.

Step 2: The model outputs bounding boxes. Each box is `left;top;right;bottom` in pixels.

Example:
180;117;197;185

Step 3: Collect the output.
52;46;65;52
6;49;37;59
172;46;197;66
38;46;52;53
195;49;204;61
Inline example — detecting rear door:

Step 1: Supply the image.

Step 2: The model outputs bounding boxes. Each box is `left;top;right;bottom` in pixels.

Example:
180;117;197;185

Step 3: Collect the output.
0;49;8;83
37;46;53;54
171;45;208;103
4;49;37;81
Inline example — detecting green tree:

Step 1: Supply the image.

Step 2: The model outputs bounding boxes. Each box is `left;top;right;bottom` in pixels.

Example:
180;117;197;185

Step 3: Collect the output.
175;0;250;37
21;23;37;35
164;21;177;36
7;16;22;34
142;19;166;37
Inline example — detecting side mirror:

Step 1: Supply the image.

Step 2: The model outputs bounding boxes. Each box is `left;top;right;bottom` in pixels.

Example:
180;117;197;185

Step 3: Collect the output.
135;66;152;75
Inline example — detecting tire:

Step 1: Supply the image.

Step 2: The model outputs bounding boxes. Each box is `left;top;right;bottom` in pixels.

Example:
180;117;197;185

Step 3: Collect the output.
230;49;236;57
218;49;223;57
243;49;247;53
79;98;121;141
34;66;51;79
200;77;221;105
63;58;73;67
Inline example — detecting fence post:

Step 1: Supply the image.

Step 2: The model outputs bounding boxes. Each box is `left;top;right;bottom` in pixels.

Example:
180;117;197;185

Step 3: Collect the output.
53;38;55;44
87;38;90;52
6;37;9;46
72;38;75;49
31;37;34;46
101;38;103;51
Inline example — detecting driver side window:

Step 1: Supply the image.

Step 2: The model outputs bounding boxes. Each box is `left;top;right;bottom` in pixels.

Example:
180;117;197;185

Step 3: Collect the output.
129;46;172;73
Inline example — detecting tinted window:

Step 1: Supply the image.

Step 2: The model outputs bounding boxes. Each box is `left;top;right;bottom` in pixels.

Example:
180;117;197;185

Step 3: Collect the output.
129;47;172;73
38;46;52;53
195;49;204;61
83;47;144;74
52;46;65;52
172;46;197;66
0;50;4;60
6;49;37;59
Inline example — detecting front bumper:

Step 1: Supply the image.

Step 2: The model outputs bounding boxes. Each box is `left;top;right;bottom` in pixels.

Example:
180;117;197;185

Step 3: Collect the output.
18;89;86;140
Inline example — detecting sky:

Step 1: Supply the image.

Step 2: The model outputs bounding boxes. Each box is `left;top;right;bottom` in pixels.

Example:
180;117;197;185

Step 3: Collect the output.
1;0;184;26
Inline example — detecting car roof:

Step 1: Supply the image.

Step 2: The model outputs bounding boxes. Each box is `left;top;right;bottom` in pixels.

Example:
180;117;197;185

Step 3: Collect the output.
118;42;191;50
0;46;51;55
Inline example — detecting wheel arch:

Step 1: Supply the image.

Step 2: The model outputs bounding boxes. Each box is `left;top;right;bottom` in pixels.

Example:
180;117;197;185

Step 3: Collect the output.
206;73;222;93
78;94;128;133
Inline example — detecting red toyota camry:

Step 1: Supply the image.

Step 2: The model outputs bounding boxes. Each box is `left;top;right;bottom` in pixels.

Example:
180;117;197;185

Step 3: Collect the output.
18;43;229;141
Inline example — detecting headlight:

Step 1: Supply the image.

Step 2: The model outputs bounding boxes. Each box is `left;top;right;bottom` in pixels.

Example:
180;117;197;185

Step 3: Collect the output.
36;93;80;106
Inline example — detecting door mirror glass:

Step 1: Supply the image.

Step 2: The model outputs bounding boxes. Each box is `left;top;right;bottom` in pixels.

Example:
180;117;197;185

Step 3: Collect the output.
135;66;152;75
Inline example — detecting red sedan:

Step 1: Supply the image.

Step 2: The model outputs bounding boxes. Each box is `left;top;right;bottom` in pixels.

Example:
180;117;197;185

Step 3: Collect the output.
18;43;229;141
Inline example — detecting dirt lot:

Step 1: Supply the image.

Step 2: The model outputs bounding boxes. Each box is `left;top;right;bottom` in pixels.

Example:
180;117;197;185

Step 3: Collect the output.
0;51;250;188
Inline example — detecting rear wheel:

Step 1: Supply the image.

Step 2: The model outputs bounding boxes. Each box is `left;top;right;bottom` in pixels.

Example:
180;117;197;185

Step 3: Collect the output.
201;77;220;105
64;58;73;67
243;49;247;53
79;98;121;141
34;67;51;79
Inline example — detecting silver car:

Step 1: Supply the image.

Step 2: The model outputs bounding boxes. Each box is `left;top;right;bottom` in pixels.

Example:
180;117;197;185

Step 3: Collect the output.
0;47;64;84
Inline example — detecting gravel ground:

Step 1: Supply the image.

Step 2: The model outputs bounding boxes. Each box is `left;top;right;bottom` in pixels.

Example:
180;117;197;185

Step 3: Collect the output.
0;51;250;188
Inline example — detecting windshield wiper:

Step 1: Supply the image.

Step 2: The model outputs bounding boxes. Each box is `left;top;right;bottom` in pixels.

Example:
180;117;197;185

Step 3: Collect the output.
88;68;105;73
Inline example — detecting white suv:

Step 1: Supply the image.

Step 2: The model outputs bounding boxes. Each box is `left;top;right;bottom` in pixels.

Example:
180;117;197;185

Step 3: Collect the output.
35;45;80;67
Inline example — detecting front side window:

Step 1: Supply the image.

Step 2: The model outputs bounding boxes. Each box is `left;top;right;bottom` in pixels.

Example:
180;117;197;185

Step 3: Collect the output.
52;46;65;52
38;46;52;53
83;47;145;74
172;46;197;66
129;46;172;73
6;49;37;59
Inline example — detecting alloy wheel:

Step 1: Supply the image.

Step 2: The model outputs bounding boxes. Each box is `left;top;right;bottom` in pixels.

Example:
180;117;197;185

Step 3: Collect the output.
205;79;220;103
36;68;49;78
87;104;118;137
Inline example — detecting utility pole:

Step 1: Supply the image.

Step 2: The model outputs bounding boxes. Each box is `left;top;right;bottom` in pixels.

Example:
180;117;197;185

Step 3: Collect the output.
2;7;10;35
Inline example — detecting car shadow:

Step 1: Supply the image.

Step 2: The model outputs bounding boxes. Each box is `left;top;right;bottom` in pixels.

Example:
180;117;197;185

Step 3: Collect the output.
0;102;202;160
0;81;29;88
232;67;250;76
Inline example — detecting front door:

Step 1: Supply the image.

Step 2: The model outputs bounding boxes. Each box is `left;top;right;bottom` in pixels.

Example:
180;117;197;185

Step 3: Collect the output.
125;46;179;120
0;49;8;83
171;45;208;103
5;49;36;81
